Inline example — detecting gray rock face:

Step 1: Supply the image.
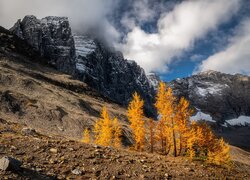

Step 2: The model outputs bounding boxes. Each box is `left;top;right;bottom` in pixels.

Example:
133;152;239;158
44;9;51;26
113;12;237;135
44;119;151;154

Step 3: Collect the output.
10;15;75;74
147;73;161;90
10;16;156;116
74;37;156;116
170;70;250;124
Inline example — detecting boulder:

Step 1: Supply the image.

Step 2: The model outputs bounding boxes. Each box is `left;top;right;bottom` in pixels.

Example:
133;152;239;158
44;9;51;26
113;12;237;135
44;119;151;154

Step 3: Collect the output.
0;156;22;171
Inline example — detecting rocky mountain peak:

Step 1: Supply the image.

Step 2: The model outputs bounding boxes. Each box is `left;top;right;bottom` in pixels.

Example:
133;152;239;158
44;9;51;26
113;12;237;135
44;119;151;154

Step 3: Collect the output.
170;71;250;124
197;70;220;76
10;15;76;74
147;73;161;90
10;15;156;116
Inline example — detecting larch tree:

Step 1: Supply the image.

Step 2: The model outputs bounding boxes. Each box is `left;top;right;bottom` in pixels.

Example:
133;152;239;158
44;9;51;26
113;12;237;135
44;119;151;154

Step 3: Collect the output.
94;106;113;146
149;119;156;153
112;117;122;148
155;81;177;156
127;92;146;151
186;122;199;159
207;138;231;166
82;128;91;144
175;97;193;156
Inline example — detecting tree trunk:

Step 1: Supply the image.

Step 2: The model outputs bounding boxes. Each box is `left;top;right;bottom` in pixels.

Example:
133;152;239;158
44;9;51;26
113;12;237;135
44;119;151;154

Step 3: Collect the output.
179;135;182;156
172;118;177;157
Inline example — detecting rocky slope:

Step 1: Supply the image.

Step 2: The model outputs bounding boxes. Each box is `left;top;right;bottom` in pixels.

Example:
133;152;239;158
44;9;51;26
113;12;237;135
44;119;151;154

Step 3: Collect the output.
1;119;250;179
170;70;250;124
0;26;131;143
10;15;156;116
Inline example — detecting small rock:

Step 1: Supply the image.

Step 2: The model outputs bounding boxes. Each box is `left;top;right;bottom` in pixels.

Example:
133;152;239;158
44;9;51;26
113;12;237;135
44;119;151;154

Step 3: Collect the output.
36;167;42;172
189;168;195;172
0;156;22;171
71;168;82;175
95;170;101;177
94;145;101;149
49;148;58;153
21;127;36;136
10;146;17;151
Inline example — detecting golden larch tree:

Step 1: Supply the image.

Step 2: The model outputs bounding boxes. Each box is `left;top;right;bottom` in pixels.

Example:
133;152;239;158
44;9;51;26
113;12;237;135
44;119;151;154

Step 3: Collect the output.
175;97;193;156
112;117;122;148
94;106;113;146
149;119;156;153
127;92;146;151
82;128;91;144
207;138;231;166
155;81;177;156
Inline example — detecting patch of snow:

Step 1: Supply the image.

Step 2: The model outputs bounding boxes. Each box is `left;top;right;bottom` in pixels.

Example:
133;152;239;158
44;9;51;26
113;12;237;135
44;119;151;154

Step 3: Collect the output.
147;73;160;90
191;111;216;123
225;116;250;126
196;83;228;97
73;35;96;58
76;63;86;72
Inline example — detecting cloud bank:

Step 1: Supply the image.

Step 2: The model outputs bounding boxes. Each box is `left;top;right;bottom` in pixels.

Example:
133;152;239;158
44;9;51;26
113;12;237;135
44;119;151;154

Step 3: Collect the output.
196;18;250;75
0;0;120;45
119;0;240;73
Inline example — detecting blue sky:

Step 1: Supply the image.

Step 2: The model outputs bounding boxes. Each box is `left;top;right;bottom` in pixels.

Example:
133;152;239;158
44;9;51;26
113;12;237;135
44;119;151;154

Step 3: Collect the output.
108;0;250;81
159;1;250;81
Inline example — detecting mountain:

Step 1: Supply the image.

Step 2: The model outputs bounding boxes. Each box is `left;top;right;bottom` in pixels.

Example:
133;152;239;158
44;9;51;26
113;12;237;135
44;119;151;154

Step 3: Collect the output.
170;70;250;125
10;15;156;116
0;26;131;143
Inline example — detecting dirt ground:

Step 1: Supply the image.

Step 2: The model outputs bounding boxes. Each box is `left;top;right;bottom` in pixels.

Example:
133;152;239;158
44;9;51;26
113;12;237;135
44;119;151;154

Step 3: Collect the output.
0;119;250;180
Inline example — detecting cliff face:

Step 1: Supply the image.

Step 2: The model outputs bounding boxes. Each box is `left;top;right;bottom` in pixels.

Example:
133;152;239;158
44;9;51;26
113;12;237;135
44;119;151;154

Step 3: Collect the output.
10;16;156;116
170;70;250;124
74;35;155;115
10;15;76;74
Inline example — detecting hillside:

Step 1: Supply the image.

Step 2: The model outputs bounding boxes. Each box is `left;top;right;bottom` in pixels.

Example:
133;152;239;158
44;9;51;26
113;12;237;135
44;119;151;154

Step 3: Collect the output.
0;26;131;143
1;119;250;179
1;19;250;179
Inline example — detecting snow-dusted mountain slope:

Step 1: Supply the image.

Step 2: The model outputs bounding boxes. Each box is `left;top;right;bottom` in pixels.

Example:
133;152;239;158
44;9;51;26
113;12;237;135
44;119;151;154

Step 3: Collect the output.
10;15;156;116
170;70;250;125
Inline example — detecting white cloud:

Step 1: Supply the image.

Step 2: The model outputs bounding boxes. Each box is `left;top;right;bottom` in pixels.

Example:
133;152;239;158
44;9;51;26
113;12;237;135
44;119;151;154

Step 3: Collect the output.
0;0;120;45
119;0;240;73
0;0;115;28
196;18;250;75
190;54;204;62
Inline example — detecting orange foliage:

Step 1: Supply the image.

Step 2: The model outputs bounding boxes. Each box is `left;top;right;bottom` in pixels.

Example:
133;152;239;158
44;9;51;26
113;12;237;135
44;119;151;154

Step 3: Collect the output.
155;82;177;156
127;92;146;151
208;138;231;166
148;119;156;153
112;117;122;148
94;106;113;146
82;128;91;144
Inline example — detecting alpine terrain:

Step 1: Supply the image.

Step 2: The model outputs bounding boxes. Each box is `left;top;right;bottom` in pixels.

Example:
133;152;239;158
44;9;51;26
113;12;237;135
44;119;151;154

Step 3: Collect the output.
0;14;250;179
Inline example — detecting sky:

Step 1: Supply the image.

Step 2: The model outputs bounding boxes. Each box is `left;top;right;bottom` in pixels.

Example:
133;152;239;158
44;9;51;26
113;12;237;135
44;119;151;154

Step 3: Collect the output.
0;0;250;81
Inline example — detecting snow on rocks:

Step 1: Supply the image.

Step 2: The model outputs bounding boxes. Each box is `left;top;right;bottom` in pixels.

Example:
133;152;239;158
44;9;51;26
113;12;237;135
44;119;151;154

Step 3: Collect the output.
224;116;250;126
190;110;216;123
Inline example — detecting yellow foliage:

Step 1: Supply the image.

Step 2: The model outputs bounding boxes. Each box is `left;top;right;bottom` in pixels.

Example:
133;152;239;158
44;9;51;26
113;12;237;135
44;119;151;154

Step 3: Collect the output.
207;138;231;166
186;122;197;159
175;97;193;155
149;119;156;153
94;106;113;146
155;82;177;156
82;128;91;144
112;117;122;148
127;92;146;151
